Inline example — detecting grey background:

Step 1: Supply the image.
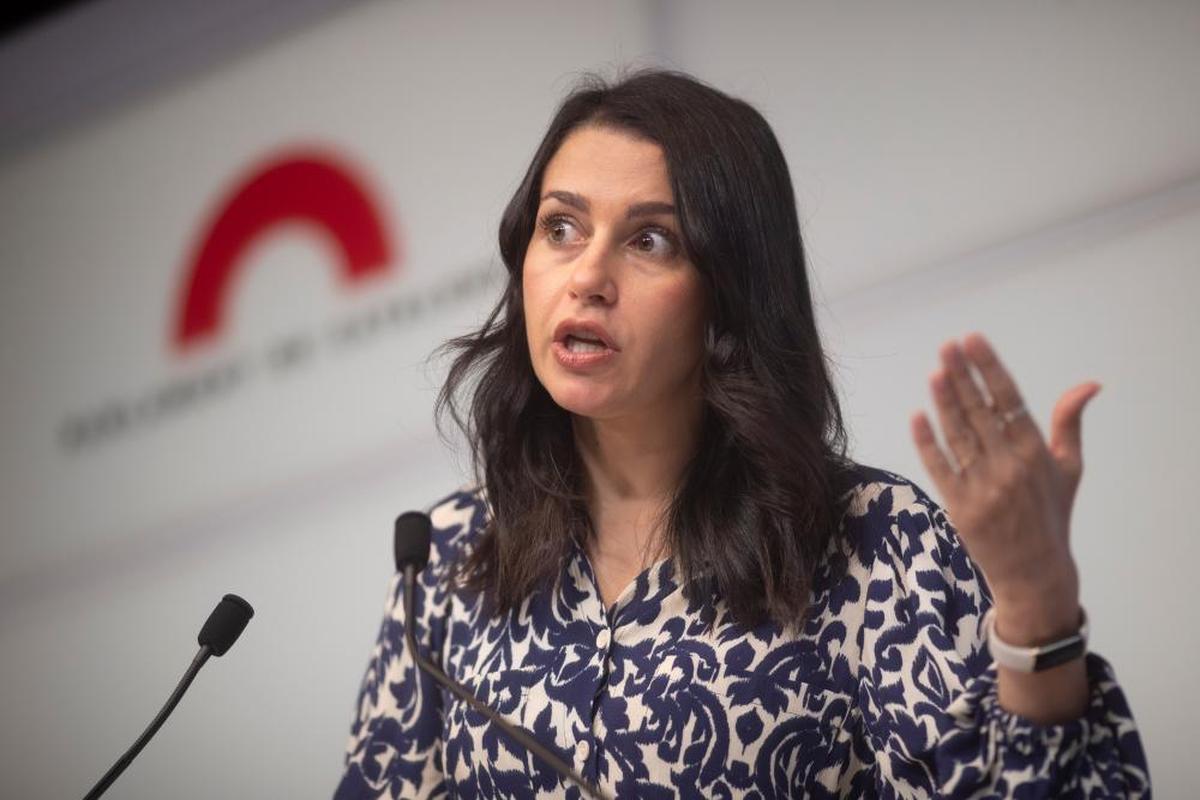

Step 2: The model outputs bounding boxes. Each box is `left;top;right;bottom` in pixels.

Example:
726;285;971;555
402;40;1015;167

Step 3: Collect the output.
1;1;1195;796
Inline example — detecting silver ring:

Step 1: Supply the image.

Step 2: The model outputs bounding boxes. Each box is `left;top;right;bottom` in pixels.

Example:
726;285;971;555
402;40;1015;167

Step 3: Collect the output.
999;404;1029;426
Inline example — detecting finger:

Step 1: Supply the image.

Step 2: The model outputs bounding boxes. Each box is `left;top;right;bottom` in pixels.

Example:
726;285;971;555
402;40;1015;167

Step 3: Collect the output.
940;339;1006;453
961;332;1043;443
929;366;981;474
911;410;959;495
1048;382;1100;474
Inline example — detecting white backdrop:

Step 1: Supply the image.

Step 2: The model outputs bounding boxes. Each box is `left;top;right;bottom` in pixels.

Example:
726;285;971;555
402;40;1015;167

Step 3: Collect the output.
1;1;1196;797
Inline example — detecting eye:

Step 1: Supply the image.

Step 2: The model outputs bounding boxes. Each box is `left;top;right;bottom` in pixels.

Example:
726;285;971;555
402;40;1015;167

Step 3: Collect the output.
536;213;582;246
630;227;679;259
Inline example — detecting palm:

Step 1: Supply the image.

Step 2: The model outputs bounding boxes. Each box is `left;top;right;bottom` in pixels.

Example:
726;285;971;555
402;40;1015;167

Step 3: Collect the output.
908;332;1099;601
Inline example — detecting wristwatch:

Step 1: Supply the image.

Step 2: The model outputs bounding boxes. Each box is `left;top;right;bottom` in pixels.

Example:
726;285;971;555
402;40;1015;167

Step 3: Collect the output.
983;606;1089;673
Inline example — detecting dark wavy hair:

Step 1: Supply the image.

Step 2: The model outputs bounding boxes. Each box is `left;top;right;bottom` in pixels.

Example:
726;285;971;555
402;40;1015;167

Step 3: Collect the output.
436;67;857;633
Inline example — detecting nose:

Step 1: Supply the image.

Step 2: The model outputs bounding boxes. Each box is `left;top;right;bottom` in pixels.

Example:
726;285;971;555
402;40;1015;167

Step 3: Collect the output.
567;240;617;305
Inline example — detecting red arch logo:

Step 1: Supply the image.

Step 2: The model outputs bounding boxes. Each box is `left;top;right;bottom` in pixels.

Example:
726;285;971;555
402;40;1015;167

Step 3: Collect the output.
172;148;398;353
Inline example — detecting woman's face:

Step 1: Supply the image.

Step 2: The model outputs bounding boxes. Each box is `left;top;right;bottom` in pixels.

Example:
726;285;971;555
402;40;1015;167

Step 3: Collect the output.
523;125;709;424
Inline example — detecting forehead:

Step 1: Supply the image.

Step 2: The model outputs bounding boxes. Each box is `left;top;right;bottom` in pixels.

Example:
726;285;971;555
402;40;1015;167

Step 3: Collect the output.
540;125;672;203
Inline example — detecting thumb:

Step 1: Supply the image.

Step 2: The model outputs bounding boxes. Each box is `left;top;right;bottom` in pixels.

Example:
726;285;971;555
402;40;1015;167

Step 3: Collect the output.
1048;381;1101;480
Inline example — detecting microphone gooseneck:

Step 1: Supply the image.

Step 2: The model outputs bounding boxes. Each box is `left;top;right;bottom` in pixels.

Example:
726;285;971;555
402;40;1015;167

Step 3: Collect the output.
395;512;610;800
81;594;254;800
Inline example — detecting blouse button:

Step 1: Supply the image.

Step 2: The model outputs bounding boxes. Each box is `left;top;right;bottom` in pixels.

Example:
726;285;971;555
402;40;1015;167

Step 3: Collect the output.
596;628;611;650
577;739;591;761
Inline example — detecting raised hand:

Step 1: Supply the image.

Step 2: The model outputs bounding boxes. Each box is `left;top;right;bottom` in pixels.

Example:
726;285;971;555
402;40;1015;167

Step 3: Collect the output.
909;332;1100;644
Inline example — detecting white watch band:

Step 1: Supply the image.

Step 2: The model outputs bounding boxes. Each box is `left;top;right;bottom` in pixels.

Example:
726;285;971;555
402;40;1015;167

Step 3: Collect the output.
984;606;1089;673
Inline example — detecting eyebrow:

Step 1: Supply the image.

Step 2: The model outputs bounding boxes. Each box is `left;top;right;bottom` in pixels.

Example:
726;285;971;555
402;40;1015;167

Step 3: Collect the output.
541;190;676;220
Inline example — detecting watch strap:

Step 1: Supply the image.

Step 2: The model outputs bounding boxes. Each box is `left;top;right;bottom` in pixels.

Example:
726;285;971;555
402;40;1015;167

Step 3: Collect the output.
984;606;1088;673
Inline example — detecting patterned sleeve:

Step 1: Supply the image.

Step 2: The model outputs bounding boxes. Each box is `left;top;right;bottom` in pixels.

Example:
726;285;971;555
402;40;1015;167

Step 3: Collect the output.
856;482;1151;798
332;511;455;799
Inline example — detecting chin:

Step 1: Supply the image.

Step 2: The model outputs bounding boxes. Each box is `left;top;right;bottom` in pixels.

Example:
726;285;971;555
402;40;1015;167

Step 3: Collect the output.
542;378;619;420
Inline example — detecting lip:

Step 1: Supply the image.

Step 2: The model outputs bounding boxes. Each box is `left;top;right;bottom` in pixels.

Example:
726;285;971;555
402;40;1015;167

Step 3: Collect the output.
552;319;619;351
552;340;615;370
551;318;619;370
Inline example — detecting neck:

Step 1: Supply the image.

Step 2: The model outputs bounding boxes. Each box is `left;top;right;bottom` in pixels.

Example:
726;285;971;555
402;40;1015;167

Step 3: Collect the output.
573;390;704;564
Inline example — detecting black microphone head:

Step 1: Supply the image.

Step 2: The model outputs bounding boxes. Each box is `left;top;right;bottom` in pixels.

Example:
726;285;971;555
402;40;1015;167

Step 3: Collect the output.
197;593;254;657
394;511;432;573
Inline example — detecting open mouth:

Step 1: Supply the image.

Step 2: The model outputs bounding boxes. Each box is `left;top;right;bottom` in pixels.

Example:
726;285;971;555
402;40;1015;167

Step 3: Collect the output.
552;328;617;369
562;334;610;353
551;319;618;368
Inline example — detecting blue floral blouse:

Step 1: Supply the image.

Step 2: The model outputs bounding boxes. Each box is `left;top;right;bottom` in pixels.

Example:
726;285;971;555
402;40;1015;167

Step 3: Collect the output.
333;464;1150;798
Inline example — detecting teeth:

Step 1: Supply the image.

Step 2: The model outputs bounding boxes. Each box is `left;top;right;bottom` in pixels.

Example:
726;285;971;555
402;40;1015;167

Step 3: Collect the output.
566;336;607;353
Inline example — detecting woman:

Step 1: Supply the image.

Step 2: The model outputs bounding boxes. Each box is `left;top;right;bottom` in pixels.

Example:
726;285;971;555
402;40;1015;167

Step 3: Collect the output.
334;69;1150;798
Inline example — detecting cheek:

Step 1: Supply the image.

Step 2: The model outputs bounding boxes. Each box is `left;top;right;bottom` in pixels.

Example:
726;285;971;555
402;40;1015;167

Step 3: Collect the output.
674;277;710;335
521;264;548;331
521;262;560;373
645;278;708;358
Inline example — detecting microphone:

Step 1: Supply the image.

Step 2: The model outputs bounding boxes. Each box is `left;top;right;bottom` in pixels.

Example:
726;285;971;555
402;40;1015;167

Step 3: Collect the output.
81;594;254;800
199;593;254;655
394;512;611;800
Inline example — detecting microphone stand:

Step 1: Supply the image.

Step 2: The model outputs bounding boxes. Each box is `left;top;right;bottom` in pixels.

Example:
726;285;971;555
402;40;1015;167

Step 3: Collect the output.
80;593;253;800
403;565;611;800
82;646;212;800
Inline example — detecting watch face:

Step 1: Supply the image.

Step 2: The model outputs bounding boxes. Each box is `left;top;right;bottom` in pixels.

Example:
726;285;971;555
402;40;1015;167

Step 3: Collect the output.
1033;641;1086;671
